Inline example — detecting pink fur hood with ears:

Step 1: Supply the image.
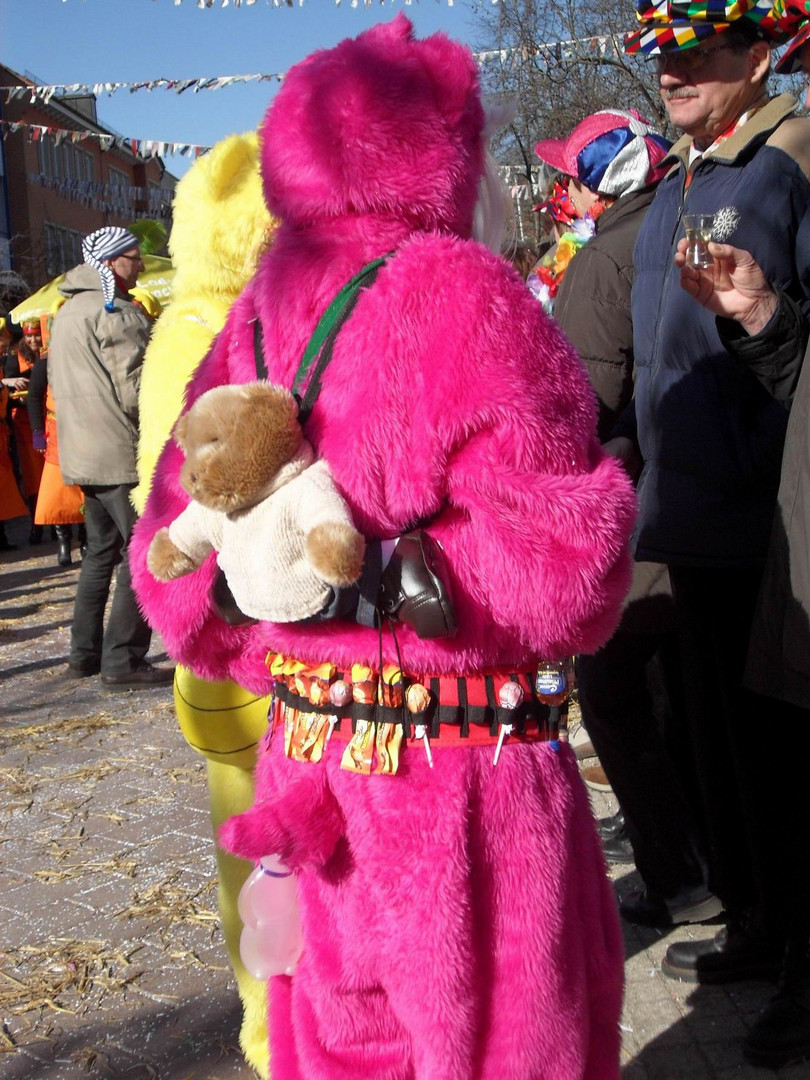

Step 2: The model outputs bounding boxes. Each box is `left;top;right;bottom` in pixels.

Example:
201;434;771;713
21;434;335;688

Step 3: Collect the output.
130;18;635;696
258;13;484;237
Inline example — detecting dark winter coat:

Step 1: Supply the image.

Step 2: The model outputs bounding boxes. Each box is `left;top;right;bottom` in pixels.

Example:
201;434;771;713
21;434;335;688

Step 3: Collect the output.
555;186;672;631
630;95;810;567
719;295;810;709
555;186;657;441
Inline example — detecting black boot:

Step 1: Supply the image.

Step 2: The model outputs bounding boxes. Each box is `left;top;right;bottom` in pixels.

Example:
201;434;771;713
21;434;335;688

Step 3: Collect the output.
55;525;72;567
744;942;810;1068
662;916;784;984
597;809;626;842
0;523;17;552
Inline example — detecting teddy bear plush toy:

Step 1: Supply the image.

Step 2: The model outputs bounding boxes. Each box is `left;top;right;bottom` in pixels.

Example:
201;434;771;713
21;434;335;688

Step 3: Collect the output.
133;17;636;1080
147;380;365;623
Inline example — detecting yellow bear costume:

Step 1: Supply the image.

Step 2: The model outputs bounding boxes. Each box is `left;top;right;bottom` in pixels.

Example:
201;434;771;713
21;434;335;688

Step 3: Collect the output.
134;132;275;1079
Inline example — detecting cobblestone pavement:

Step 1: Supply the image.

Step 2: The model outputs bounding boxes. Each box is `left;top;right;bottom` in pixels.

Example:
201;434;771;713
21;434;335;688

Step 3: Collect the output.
1;517;807;1080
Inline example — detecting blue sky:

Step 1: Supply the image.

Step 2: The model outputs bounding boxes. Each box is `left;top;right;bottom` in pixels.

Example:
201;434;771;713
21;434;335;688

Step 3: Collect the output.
2;0;487;180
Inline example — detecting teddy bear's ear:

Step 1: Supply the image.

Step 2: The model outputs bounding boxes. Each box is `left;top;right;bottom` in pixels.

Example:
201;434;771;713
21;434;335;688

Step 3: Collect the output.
173;412;189;451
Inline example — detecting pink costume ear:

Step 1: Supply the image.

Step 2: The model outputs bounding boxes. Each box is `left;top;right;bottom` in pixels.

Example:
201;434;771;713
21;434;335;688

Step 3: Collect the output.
219;771;345;874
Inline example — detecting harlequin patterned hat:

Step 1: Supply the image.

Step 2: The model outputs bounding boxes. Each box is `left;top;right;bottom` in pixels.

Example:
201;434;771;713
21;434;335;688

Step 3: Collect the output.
535;110;672;198
773;0;810;70
624;0;787;55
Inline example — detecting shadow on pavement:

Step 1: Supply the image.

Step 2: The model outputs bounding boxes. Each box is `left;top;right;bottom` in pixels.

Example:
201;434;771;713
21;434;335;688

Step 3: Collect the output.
3;992;253;1079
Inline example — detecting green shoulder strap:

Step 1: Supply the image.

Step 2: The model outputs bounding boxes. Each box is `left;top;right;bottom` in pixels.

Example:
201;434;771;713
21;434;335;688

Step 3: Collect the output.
253;254;391;425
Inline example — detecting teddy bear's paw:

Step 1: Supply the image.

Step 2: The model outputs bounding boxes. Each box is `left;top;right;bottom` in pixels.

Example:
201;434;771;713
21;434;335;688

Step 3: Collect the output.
306;523;366;587
147;528;200;581
219;774;346;873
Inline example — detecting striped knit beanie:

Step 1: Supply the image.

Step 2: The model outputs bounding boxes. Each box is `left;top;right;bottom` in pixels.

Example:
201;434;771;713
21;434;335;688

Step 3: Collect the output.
82;226;139;312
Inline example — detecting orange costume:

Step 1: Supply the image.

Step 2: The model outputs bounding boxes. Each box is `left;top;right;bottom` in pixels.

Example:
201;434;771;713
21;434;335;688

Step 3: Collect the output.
0;383;27;522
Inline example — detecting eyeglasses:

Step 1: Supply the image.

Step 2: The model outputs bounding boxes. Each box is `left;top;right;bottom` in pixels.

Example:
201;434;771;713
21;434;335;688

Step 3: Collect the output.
116;252;143;262
645;40;737;76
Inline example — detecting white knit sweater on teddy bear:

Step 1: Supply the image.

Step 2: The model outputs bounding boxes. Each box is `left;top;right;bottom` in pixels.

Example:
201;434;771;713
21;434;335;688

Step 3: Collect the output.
167;445;356;623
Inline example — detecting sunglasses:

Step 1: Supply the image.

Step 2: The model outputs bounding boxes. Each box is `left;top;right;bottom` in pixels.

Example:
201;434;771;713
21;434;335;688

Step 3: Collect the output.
645;40;736;76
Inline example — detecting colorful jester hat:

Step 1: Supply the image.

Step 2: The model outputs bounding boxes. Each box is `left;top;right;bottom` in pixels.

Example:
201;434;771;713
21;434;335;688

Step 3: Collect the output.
624;0;788;55
773;0;810;70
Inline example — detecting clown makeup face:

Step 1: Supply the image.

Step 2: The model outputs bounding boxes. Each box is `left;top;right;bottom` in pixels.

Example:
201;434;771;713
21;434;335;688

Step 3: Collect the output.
657;35;771;150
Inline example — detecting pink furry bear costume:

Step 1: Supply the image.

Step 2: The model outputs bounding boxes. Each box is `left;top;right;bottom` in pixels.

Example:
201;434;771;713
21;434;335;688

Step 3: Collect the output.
132;16;635;1080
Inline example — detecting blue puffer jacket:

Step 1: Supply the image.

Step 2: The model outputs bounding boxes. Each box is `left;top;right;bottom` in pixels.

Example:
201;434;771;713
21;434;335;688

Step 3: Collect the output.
630;95;810;567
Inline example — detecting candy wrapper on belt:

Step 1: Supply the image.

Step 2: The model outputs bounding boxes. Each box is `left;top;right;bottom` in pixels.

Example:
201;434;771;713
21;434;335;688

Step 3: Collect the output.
341;665;377;774
289;662;335;763
374;665;404;775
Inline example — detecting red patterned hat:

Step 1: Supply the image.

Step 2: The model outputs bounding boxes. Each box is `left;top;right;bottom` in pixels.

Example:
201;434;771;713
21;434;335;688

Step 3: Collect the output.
624;0;788;55
773;0;810;70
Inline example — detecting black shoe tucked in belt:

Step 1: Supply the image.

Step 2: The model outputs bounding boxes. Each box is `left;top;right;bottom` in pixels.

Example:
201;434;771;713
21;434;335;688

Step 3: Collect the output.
378;531;457;639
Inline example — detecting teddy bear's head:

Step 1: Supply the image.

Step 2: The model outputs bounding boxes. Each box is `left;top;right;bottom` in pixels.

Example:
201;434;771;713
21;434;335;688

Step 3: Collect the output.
174;382;304;514
169;132;276;306
259;14;485;238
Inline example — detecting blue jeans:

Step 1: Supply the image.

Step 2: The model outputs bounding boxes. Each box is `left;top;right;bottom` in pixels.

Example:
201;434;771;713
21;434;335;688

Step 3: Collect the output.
70;484;151;675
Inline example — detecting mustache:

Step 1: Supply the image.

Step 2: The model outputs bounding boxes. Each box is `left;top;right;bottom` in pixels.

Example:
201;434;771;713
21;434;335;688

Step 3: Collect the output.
665;88;699;100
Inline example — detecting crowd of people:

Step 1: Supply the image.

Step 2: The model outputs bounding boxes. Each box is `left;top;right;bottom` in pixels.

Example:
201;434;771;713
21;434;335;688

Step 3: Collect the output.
3;0;810;1076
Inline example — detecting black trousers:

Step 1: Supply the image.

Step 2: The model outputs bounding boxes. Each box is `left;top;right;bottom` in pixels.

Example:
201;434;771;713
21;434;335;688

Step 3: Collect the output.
70;483;151;675
667;565;797;933
578;623;709;898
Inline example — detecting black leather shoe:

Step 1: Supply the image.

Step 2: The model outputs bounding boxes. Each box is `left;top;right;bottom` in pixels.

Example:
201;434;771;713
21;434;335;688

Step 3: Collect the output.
67;662;101;679
662;924;784;984
597;810;626;842
602;829;635;865
378;532;457;639
620;886;724;928
101;662;175;690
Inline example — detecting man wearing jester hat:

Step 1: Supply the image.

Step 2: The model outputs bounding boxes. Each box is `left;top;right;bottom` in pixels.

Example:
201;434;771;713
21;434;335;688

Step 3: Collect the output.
616;0;810;1003
649;1;810;1066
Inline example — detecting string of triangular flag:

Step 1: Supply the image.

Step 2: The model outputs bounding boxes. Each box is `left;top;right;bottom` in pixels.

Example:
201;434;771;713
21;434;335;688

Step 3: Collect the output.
0;36;620;105
1;73;283;105
56;0;461;7
0;120;210;159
